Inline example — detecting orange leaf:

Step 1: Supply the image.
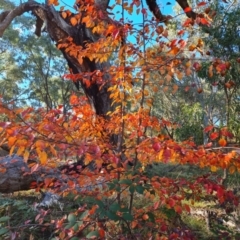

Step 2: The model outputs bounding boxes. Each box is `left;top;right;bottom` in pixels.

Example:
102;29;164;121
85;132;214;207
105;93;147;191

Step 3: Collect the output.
131;220;138;229
142;213;149;220
39;151;47;165
8;136;17;146
35;140;45;150
44;178;53;187
61;11;67;19
0;167;6;173
70;17;78;26
229;165;236;174
218;138;227;147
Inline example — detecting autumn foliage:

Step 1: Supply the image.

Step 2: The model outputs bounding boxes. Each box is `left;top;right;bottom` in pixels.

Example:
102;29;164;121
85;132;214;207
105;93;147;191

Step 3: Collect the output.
0;0;240;239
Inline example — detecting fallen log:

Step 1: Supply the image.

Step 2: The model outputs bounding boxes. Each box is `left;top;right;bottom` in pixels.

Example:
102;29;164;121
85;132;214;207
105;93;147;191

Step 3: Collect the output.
0;155;61;193
0;154;108;193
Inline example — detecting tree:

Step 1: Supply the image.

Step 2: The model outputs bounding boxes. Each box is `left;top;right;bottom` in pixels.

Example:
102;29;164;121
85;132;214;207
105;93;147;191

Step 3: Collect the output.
0;0;240;239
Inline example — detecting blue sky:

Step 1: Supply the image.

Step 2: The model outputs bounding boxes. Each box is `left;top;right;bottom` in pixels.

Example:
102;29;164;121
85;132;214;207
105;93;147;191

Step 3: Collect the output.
14;0;176;19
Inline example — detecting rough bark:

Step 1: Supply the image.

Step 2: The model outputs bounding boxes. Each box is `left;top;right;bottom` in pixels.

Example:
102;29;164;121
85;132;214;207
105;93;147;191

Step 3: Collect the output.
0;155;59;193
0;154;98;193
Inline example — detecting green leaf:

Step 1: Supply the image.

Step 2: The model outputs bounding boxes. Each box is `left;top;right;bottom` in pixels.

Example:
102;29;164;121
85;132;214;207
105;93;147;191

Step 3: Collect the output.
129;185;135;194
122;212;133;221
0;227;8;235
119;207;128;212
136;185;145;194
68;214;76;224
80;210;89;220
146;212;155;222
71;237;81;240
115;185;121;192
112;179;118;184
109;203;120;212
119;179;132;185
65;222;75;229
73;222;80;231
94;200;104;209
86;230;99;238
107;183;115;190
0;216;10;222
106;211;121;221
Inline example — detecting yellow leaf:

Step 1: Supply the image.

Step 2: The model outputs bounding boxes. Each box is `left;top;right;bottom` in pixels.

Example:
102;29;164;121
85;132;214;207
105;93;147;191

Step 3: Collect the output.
23;150;30;162
17;146;25;156
9;145;15;156
39;151;47;165
211;165;217;172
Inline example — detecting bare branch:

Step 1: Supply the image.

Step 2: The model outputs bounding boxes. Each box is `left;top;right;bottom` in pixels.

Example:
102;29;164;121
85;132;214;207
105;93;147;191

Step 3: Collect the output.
0;1;42;37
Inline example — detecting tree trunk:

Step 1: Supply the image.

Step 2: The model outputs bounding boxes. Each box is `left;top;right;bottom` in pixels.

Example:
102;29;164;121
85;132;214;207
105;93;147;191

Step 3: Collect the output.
0;1;114;115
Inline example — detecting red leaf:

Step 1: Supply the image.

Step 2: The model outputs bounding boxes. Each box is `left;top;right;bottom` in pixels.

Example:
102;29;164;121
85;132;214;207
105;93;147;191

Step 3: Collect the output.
184;7;192;13
141;8;147;15
183;18;193;27
197;1;207;7
200;18;210;26
152;142;161;152
177;30;185;35
170;39;178;48
210;132;219;140
169;198;175;208
204;125;214;133
154;201;160;210
174;205;182;214
184;204;191;213
99;229;105;238
31;164;39;174
220;128;234;138
112;29;120;40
